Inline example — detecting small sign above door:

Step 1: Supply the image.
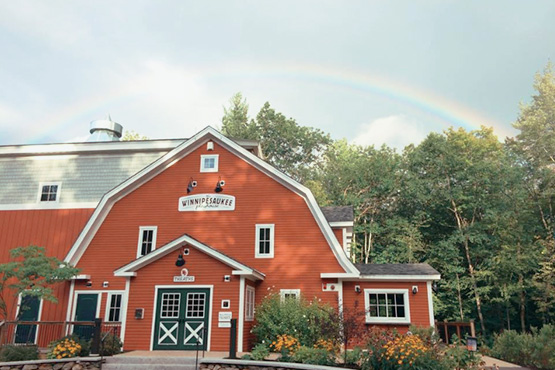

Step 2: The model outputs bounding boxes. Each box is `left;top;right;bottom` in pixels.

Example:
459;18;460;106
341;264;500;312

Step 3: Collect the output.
178;194;235;212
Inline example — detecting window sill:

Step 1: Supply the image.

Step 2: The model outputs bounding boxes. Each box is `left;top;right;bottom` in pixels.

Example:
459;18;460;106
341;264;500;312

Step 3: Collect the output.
365;319;411;325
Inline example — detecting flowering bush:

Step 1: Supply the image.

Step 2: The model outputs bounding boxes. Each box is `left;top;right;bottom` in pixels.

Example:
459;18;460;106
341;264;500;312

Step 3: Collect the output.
251;293;339;348
47;336;83;359
361;330;484;370
314;338;339;353
383;335;429;366
271;334;300;355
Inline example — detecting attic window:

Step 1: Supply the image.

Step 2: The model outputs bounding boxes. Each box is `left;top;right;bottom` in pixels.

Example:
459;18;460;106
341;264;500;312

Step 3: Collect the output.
38;183;61;203
200;155;219;172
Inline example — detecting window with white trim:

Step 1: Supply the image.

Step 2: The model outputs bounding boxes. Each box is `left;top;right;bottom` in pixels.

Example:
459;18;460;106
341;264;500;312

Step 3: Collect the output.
364;289;410;324
137;226;157;258
38;182;61;203
106;293;123;322
280;289;300;302
245;286;255;321
200;155;219;172
255;224;274;258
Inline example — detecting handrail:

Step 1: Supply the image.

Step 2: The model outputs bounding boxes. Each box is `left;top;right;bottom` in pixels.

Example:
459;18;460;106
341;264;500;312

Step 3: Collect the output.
99;324;120;370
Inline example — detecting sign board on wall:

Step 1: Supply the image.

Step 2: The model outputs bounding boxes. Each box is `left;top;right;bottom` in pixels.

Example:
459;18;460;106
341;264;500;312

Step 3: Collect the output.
173;268;195;282
218;311;232;328
178;194;235;212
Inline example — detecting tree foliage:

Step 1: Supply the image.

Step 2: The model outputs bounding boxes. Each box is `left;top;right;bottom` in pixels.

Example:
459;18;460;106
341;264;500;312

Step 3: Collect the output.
221;94;331;182
222;63;555;336
0;246;80;320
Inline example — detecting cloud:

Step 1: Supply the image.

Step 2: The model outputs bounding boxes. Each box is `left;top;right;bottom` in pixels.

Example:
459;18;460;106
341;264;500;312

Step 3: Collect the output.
351;115;430;150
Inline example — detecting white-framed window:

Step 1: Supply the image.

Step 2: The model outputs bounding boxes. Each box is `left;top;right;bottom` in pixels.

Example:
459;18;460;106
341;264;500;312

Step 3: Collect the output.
280;289;300;302
255;224;274;258
364;289;411;324
221;300;231;309
200;154;219;172
37;182;61;203
105;292;123;322
245;286;255;321
137;226;157;258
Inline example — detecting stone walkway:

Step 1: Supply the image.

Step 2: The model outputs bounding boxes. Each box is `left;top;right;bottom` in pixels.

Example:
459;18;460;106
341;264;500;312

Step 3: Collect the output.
481;355;530;370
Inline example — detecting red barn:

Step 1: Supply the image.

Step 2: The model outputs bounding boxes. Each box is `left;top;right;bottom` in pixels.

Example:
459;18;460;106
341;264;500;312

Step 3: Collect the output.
0;121;439;351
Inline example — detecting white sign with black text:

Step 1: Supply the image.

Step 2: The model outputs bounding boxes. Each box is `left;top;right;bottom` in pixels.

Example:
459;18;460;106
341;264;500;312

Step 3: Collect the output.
178;194;236;212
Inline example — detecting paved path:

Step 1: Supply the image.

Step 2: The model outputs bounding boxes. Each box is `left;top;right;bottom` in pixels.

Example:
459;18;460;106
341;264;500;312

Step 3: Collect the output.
481;355;530;370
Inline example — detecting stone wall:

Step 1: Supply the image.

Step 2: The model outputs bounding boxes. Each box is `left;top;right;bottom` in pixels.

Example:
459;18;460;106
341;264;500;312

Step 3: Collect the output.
200;359;346;370
0;357;101;370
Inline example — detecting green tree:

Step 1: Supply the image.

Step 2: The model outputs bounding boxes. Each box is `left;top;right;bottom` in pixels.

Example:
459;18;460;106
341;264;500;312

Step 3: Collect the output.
122;130;149;141
510;62;555;324
404;127;507;334
0;246;80;320
221;94;331;182
221;92;257;140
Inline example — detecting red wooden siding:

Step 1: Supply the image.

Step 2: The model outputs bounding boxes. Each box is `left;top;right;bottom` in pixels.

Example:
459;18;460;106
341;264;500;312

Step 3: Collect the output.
0;209;93;321
342;281;432;341
76;141;346;303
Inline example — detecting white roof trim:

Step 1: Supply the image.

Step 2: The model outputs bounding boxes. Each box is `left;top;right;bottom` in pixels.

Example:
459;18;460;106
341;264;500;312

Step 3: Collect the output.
331;274;441;281
71;274;91;280
114;234;264;279
329;221;354;228
0;202;98;211
320;273;360;279
64;126;359;275
0;139;185;157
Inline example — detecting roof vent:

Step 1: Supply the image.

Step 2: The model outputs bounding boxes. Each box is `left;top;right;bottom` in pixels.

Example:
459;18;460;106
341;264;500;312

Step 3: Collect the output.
87;115;123;142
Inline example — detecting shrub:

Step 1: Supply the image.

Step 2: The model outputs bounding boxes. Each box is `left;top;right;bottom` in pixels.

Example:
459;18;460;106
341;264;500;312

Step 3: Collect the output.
98;332;123;356
291;346;336;366
0;344;39;362
528;325;555;369
250;343;270;361
491;330;532;366
344;347;363;368
252;293;340;348
47;335;86;359
493;325;555;369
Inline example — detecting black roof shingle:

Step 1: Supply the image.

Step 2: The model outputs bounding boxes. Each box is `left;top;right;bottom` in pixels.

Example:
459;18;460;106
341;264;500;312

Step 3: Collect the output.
321;206;354;223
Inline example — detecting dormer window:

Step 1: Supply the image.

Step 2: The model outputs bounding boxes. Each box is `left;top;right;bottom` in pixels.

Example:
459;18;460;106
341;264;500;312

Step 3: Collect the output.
200;155;219;172
38;182;61;203
137;226;157;258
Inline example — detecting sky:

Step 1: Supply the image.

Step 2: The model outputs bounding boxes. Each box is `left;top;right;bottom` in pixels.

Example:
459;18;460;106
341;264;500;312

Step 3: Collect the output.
0;1;554;150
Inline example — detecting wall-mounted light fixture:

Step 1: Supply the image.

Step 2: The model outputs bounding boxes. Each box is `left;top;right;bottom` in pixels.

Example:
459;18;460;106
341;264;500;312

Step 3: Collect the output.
355;285;361;293
175;253;185;267
187;178;198;194
215;177;225;193
412;285;418;295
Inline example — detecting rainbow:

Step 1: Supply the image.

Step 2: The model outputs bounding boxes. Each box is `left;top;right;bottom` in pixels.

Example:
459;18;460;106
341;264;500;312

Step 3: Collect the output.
25;62;515;144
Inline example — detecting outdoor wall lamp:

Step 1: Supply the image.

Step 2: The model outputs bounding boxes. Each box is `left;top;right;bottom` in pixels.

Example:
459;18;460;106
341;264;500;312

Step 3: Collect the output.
215;178;225;193
412;285;418;295
175;253;185;267
187;178;198;194
355;285;361;293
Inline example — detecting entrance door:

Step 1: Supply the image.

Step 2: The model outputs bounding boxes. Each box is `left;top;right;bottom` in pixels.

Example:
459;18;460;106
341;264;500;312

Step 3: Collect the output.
14;295;41;344
153;288;210;350
73;293;99;340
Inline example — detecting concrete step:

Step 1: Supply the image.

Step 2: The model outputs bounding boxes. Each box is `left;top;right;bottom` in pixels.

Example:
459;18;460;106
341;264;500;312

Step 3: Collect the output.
103;356;199;370
105;356;198;364
102;364;197;370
